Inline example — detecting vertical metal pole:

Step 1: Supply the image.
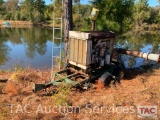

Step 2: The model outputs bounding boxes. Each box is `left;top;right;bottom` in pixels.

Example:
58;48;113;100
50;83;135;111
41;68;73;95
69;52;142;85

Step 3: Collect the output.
51;0;55;78
59;0;63;70
91;20;96;31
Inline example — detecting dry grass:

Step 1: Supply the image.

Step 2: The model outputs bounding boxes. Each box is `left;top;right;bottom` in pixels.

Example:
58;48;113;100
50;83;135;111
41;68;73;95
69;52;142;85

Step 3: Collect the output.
0;66;160;119
0;20;32;25
2;81;20;96
0;20;54;27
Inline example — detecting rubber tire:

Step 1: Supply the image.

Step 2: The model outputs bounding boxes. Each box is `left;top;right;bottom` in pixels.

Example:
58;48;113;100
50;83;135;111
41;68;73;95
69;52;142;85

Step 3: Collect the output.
100;72;112;86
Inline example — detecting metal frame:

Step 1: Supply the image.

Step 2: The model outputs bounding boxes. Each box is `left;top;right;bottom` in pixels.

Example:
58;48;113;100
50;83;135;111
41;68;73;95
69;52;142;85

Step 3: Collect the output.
52;0;64;78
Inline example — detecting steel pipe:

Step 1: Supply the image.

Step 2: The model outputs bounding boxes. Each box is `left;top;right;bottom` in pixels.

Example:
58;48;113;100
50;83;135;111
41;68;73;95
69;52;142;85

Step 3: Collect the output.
115;48;160;62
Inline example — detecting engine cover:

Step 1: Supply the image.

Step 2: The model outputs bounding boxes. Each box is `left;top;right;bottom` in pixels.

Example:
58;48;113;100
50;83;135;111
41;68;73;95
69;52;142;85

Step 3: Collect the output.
68;31;115;69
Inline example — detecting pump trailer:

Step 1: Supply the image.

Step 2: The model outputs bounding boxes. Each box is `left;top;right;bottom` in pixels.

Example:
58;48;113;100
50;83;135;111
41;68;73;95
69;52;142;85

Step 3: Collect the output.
33;31;160;93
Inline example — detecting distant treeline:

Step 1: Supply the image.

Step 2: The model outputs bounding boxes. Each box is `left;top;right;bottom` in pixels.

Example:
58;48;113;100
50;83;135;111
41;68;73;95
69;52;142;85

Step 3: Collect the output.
0;0;160;32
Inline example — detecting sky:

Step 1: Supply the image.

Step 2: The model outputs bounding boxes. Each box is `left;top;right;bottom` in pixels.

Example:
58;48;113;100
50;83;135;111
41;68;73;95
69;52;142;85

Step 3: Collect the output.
45;0;159;7
148;0;159;6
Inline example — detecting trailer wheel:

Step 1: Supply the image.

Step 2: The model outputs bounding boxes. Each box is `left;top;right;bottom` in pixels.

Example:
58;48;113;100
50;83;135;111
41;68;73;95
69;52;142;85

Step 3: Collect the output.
100;72;112;86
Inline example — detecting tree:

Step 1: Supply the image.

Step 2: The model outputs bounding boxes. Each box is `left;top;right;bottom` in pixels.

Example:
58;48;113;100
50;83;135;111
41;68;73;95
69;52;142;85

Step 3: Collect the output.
44;4;54;20
2;0;19;20
133;0;150;28
33;0;45;22
154;7;160;24
3;0;19;11
90;0;134;32
0;0;4;9
72;4;92;30
147;7;159;24
19;0;45;22
34;0;45;14
0;0;5;19
20;0;34;21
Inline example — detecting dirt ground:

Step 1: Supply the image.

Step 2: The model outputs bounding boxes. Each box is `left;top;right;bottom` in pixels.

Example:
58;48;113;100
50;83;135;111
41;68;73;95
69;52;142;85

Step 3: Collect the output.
0;64;160;120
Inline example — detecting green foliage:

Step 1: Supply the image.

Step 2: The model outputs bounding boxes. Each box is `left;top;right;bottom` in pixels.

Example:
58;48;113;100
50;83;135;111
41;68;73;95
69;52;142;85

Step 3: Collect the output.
33;10;45;23
51;83;71;106
0;0;159;31
0;0;45;22
154;7;160;24
44;4;54;20
34;0;45;14
2;13;11;20
1;0;19;20
0;0;3;5
14;11;21;20
131;0;160;31
133;0;150;30
90;0;135;32
72;4;92;31
20;0;34;22
0;0;5;17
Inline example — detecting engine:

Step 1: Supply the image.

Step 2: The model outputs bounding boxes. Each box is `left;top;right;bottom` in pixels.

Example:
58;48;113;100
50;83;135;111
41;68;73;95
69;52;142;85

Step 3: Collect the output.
91;39;113;67
68;31;115;70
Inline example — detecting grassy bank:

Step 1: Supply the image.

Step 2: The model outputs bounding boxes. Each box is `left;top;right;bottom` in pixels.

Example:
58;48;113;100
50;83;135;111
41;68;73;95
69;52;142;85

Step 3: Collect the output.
0;63;160;119
0;20;32;26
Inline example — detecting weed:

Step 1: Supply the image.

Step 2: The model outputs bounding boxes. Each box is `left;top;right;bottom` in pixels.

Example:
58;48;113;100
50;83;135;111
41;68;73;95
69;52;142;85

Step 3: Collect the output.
10;71;22;83
13;62;24;72
51;82;71;106
0;70;5;73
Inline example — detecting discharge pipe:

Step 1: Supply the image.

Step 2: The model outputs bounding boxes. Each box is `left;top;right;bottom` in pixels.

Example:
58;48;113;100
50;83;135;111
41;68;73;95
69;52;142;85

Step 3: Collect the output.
115;48;160;62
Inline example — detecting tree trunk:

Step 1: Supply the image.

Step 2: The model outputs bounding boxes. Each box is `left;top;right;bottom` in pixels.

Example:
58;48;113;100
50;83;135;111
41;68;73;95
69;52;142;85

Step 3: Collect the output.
64;0;73;41
68;0;73;30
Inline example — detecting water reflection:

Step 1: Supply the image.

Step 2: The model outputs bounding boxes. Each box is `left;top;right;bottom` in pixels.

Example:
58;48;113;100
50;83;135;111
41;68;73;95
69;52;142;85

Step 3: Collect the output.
116;32;160;68
0;27;159;70
0;27;56;70
0;41;11;65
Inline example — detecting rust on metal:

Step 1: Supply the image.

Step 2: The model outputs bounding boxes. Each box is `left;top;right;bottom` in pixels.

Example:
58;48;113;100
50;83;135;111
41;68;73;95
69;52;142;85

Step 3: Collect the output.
88;31;115;39
115;48;142;57
0;79;8;83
